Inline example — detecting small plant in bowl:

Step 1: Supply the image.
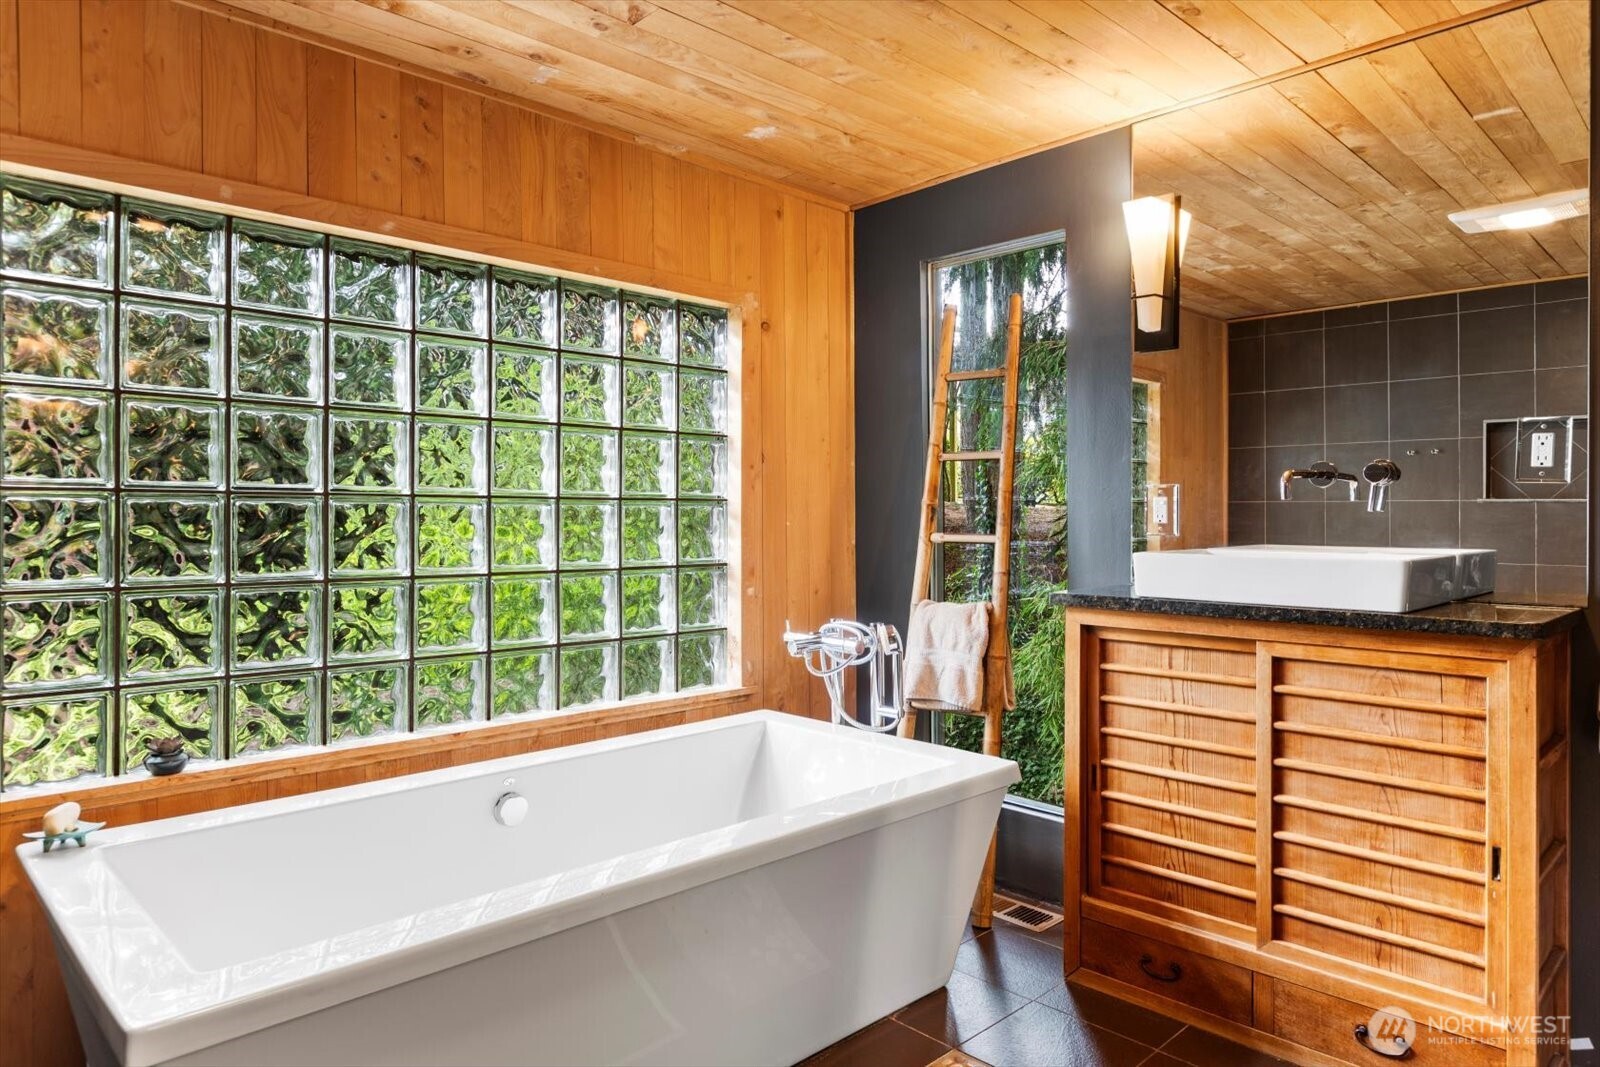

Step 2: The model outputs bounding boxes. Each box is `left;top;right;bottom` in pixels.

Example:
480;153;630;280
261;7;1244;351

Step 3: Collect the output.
143;737;189;776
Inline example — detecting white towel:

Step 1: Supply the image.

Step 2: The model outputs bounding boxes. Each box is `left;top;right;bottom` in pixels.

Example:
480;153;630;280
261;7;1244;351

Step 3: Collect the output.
904;598;995;713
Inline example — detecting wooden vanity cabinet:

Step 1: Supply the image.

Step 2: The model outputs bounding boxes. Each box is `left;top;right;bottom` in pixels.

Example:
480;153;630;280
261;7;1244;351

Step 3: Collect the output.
1063;609;1572;1067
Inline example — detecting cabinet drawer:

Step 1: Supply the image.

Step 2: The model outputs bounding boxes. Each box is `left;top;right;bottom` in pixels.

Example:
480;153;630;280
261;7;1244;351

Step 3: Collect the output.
1263;979;1502;1066
1078;919;1252;1024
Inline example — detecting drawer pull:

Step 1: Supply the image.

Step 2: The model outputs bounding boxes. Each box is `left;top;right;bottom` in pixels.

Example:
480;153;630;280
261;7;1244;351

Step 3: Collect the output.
1354;1023;1415;1059
1137;953;1182;983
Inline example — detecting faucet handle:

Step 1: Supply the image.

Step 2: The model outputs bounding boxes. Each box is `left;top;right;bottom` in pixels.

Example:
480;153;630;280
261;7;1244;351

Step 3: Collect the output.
1362;459;1402;513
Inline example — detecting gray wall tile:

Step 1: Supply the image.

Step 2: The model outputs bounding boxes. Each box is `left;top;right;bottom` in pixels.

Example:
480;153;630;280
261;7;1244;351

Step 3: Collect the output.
1264;501;1325;544
1535;368;1586;417
1264;329;1324;391
1389;440;1458;501
1264;388;1324;446
1535;298;1587;368
1229;392;1265;447
1325;322;1388;385
1536;500;1587;567
1388;501;1460;547
1228;335;1265;392
1537;277;1586;303
1325;382;1388;442
1459;305;1534;375
1459;283;1533;311
1390;376;1458;439
1460;371;1535;437
1389;314;1457;379
1460;500;1535;563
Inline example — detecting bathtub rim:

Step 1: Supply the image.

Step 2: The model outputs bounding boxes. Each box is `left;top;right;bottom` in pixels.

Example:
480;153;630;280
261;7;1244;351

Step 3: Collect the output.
20;710;1018;1067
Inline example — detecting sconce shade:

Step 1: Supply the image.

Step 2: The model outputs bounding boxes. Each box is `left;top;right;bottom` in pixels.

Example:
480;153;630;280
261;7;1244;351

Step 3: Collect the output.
1123;195;1191;350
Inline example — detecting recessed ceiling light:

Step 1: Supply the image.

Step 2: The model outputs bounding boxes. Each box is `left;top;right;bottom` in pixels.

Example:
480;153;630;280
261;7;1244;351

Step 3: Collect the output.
1448;188;1588;233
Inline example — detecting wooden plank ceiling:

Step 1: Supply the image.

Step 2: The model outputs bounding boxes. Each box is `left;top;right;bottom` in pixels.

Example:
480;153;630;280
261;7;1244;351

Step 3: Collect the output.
1136;0;1590;319
196;0;1529;207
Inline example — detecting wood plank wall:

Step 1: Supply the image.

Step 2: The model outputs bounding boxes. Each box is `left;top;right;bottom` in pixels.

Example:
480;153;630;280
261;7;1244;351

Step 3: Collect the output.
1133;309;1229;550
0;3;855;1063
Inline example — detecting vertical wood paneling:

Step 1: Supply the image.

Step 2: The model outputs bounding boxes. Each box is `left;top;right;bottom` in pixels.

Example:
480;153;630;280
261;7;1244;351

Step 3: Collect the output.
353;60;401;212
1;5;854;1060
399;74;444;223
442;86;483;232
201;16;257;181
80;0;144;158
0;0;18;133
306;48;355;203
17;0;80;141
255;32;307;194
143;1;202;171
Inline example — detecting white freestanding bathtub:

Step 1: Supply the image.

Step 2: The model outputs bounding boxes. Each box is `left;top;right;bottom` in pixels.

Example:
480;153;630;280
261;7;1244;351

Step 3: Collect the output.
20;710;1018;1067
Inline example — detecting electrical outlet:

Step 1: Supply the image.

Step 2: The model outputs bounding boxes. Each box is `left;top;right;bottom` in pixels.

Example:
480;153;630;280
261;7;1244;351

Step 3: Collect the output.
1513;417;1573;483
1530;431;1556;469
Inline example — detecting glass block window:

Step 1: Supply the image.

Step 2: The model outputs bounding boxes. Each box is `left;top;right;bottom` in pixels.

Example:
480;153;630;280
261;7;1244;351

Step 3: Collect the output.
0;175;733;791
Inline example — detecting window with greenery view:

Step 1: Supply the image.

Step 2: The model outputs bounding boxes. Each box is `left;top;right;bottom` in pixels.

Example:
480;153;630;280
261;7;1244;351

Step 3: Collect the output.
0;176;731;791
931;240;1153;808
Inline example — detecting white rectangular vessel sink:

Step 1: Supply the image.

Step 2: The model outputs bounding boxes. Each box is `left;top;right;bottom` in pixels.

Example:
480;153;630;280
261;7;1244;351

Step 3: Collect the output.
1132;545;1497;613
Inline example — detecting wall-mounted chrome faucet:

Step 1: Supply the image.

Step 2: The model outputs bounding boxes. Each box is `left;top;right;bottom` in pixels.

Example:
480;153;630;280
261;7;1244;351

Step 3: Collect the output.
1280;461;1358;501
1362;459;1402;513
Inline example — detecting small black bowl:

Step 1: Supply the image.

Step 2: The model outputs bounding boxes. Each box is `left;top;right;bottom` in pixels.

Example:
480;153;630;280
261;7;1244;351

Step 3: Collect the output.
144;749;189;777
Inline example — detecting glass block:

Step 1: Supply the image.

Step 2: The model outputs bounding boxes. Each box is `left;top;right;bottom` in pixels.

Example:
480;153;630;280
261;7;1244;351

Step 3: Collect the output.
415;499;486;574
622;297;676;362
492;575;554;647
561;354;620;426
121;683;217;771
1;693;105;788
679;304;729;368
123;590;222;679
679;502;726;563
123;398;220;486
559;643;616;708
233;406;320;488
622;502;674;565
331;326;408;410
491;501;555;572
330;498;406;576
560;429;618;496
120;300;222;394
233;314;323;402
678;566;726;629
492;649;553;718
233;586;319;669
678;630;726;690
417;337;486;414
622;432;675;497
122;495;221;584
492;345;557;421
3;284;111;385
417;256;487;337
559;501;616;568
3;494;109;586
416;418;486;494
560;572;617;641
623;362;675;430
233;499;319;579
331;414;406;490
122;200;224;301
492;424;555;495
679;369;728;434
3;596;108;689
329;582;407;661
233;221;324;315
1;178;113;286
492;269;559;348
231;674;318;756
3;391;110;484
415;578;485;653
560;282;619;354
415;656;483;728
328;664;406;742
679;435;727;498
622;637;674;699
331;239;411;327
622;568;675;635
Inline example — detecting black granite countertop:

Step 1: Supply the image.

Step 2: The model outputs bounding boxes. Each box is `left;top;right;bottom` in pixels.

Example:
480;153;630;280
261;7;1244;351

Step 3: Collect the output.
1050;586;1584;640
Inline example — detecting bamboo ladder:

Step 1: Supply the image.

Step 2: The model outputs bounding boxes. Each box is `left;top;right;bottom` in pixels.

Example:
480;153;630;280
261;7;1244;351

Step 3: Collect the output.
897;294;1022;929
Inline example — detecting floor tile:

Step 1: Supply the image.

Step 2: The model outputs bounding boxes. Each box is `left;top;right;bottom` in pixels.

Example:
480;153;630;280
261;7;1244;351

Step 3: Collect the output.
960;1001;1155;1067
1135;1054;1187;1067
895;969;1031;1045
801;1018;949;1067
1035;980;1186;1047
953;927;1067;1000
1158;1025;1296;1067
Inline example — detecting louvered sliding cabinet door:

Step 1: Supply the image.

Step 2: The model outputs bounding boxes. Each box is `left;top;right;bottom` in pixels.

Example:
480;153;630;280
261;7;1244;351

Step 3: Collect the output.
1261;643;1499;1012
1086;630;1259;943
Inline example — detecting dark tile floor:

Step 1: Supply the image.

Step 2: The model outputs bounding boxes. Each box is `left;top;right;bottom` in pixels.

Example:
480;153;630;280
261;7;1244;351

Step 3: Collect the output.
801;921;1294;1067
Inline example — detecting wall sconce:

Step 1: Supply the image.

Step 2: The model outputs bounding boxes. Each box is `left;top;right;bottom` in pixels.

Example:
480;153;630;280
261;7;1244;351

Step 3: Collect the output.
1123;194;1191;352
